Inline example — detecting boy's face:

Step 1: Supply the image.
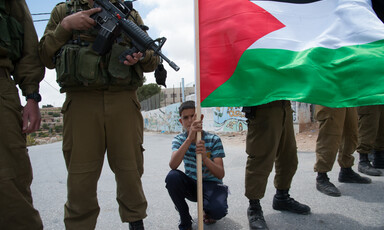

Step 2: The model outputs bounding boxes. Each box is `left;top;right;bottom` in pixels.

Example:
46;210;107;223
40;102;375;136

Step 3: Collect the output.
179;108;196;131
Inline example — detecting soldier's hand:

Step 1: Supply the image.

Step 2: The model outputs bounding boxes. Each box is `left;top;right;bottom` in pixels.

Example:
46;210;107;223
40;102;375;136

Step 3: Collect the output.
61;8;101;31
123;52;143;66
22;100;41;134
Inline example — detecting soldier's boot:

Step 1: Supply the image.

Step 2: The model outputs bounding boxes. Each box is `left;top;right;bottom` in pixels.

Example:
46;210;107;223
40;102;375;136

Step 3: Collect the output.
338;167;372;184
129;220;144;230
372;150;384;169
358;153;382;176
272;189;310;215
247;199;268;230
368;152;374;162
316;172;341;197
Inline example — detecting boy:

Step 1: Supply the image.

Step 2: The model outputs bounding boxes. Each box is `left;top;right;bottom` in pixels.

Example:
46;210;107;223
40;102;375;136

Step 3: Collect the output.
165;101;228;230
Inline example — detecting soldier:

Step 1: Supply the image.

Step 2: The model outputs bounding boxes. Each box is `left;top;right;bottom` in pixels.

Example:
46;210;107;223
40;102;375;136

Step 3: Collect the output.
38;0;159;229
0;0;44;229
356;105;384;176
243;101;310;230
356;0;384;176
314;106;371;197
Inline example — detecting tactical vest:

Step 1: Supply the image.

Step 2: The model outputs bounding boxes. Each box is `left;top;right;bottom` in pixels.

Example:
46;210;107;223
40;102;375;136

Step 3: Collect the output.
0;0;24;61
55;0;144;92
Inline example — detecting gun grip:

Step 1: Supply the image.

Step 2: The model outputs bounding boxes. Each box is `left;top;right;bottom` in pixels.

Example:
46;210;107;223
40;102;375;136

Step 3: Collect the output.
119;48;135;63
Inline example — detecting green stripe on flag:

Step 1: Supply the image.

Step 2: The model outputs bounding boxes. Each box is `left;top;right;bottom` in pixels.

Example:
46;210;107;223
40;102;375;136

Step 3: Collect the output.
201;40;384;108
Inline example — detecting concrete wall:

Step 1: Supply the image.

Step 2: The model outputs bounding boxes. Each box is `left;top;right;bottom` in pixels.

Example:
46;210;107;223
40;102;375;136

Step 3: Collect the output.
142;103;249;133
142;95;313;133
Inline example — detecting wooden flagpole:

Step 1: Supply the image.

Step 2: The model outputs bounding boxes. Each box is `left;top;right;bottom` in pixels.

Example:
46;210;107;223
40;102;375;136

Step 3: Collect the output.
194;0;204;229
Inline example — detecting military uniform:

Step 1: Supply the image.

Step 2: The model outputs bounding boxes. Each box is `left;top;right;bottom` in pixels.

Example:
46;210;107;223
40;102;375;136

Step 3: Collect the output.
245;101;298;199
357;105;384;168
314;106;371;197
357;0;384;172
0;0;44;229
38;0;159;229
314;106;357;172
244;100;310;230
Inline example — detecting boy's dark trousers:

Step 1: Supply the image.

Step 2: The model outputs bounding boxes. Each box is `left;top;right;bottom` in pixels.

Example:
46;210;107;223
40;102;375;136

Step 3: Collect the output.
165;169;228;229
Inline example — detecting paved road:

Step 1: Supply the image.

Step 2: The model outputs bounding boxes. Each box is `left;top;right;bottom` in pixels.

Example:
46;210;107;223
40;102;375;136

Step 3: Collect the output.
29;132;384;230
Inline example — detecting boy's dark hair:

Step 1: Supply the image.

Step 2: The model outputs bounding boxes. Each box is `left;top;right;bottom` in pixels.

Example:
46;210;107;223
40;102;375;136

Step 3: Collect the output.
179;100;195;116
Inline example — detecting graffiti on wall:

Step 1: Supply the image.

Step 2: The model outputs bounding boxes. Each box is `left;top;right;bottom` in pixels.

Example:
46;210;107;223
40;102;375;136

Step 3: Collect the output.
142;101;306;133
143;103;182;133
213;107;247;132
143;104;248;133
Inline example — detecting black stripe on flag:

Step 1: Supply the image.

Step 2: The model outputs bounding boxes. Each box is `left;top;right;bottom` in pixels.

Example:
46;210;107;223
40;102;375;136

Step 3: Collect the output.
372;0;384;23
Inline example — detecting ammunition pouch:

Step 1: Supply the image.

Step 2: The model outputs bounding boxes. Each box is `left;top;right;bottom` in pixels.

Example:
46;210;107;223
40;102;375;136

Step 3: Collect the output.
108;43;134;80
77;45;105;86
55;42;144;91
108;43;144;89
55;44;81;88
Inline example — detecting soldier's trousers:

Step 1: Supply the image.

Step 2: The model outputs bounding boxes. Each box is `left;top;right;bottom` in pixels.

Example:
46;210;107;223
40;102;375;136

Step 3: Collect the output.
0;73;43;230
62;90;147;230
357;105;384;154
314;106;357;172
245;101;298;200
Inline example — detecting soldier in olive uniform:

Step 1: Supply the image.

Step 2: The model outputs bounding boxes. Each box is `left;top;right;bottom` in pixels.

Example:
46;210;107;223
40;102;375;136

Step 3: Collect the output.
243;101;310;230
355;0;384;176
0;0;44;229
356;105;384;176
314;106;371;197
39;0;159;229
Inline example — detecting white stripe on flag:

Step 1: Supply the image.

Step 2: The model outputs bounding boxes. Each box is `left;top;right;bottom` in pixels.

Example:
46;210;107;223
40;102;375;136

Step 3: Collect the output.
249;0;384;51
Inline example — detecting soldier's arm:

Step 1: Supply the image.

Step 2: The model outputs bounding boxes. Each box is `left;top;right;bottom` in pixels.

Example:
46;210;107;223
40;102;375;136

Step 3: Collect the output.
9;0;43;133
12;0;44;97
133;11;160;72
38;3;73;69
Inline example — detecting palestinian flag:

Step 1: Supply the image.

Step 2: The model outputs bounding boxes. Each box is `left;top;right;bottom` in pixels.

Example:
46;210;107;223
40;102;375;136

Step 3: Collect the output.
198;0;384;108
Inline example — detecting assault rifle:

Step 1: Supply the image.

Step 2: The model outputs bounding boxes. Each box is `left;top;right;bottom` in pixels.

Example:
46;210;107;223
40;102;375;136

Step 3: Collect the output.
91;0;180;71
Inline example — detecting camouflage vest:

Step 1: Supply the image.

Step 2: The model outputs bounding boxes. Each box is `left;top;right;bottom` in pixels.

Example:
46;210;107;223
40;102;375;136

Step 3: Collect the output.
0;0;24;61
55;0;144;92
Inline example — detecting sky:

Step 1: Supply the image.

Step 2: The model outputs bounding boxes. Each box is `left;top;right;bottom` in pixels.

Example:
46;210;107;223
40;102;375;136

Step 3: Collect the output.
24;0;196;107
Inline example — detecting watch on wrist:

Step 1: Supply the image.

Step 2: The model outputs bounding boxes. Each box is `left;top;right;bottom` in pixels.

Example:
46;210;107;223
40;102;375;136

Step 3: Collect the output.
26;92;42;103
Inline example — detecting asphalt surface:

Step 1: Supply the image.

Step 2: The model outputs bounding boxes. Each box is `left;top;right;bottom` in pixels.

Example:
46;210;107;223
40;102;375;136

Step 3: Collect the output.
29;132;384;230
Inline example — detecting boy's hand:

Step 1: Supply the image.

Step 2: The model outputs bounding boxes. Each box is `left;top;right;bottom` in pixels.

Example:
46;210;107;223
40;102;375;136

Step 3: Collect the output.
187;114;202;143
196;140;207;159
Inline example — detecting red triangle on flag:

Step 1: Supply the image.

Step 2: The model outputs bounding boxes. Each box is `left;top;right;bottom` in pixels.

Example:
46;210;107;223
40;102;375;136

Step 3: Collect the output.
199;0;285;102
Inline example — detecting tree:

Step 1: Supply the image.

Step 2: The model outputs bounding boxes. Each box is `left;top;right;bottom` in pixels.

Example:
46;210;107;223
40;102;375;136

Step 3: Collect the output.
55;125;63;133
137;83;161;102
42;123;49;130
